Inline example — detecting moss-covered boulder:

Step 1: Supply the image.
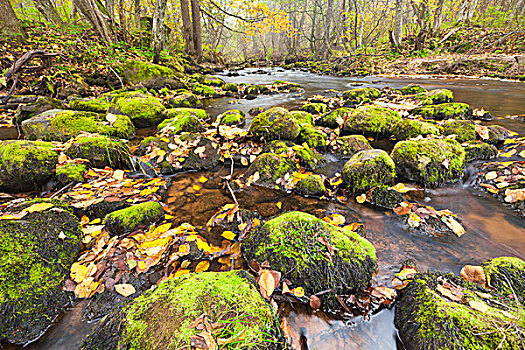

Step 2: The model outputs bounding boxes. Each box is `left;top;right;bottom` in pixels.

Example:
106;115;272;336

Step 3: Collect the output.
412;103;473;120
0;199;82;344
316;107;352;128
342;149;396;193
69;95;112;113
218;109;245;127
366;185;405;210
199;74;224;87
335;135;373;159
111;93;166;127
223;82;239;93
441;120;477;142
296;174;326;197
243;153;298;188
0;140;59;192
397;84;427;95
192;83;219;98
296;124;327;149
65;135;131;169
487;125;514;145
483;257;525;303
80;271;283;350
292;145;324;170
243;212;377;307
22;109;135;142
104;201;164;236
14;96;65;124
342;87;381;105
244;84;268;96
391;138;466;187
273;80;302;92
395;271;525;350
462;141;498;161
392;119;442;140
342;105;401;137
158;108;207;134
290;110;314;126
302;102;329;115
249;107;301;142
414;88;454;105
168;91;200;108
117;60;181;84
55;163;87;186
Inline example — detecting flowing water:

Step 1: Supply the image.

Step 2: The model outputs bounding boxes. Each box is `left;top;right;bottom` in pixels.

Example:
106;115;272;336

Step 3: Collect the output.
4;69;525;349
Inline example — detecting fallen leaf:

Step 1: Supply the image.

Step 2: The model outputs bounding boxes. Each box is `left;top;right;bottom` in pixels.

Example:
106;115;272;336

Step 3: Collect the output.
113;169;125;181
460;265;486;287
106;113;118;125
70;262;88;283
195;261;210;273
221;231;236;240
356;194;366;203
276;202;282;209
437;284;464;302
259;270;276;299
25;202;54;213
291;286;305;298
441;216;465;237
469;299;489;313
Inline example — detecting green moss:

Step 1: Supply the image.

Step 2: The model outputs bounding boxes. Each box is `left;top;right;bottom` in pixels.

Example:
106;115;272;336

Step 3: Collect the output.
413;103;473;120
223;82;239;92
483;257;525;302
393;119;442;140
245;152;298;187
390;138;466;187
69;96;112;113
296;124;327;149
192;83;218;97
414;89;454;105
157;109;206;134
292;145;324;170
273;80;302;92
343;105;401;137
336;135;373;159
104;201;164;236
169;91;200;108
290;110;314;125
296;174;326;197
342;149;396;193
261;140;290;155
113;94;166;128
249;107;301;142
65;135;131;169
316;107;353;128
56;163;87;185
219;109;245;127
118;60;180;84
397;84;427;95
244;84;268;95
199;75;224;87
301;102;329;115
441;120;477;142
342;88;381;105
0;140;59;192
462;141;498;161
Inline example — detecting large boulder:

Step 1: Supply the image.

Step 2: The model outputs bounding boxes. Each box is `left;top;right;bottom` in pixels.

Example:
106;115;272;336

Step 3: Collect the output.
104;201;164;236
295;174;326;197
301;102;329;115
391;138;466;187
392;119;442;140
462;141;498;161
218;109;245;127
412;103;473;120
441;120;477;142
342;149;396;193
69;94;113;113
80;271;283;350
0;199;82;344
22;109;135;142
342;105;401;137
316;107;352;128
243;212;377;307
290;110;314;126
342;87;381;105
249;107;301;142
111;92;166;127
397;84;427;95
335;135;373;159
296;124;327;149
413;88;454;105
14;96;64;124
116;60;181;84
0;140;59;192
168;90;200;108
65;134;131;169
158;108;207;134
243;152;298;188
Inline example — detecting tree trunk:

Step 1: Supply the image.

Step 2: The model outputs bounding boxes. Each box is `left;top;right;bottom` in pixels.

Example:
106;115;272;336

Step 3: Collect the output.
74;0;114;43
118;0;127;36
190;0;202;62
180;0;194;54
432;0;445;35
323;0;333;58
106;0;114;24
134;0;140;29
33;0;63;25
152;0;168;63
0;0;25;42
511;0;525;21
392;0;403;49
70;0;77;19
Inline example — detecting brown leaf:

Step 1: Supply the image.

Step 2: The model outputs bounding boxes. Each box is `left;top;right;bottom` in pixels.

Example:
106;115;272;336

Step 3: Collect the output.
460;265;486;287
258;270;276;299
309;295;321;310
469;299;489;313
436;284;464;302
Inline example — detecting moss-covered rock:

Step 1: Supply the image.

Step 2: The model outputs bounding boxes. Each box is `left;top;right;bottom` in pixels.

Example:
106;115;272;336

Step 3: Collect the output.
301;102;329;115
0;199;81;344
104;201;164;236
412;103;473;120
342;87;381;105
249;107;301;142
414;88;454;105
168;91;200;108
397;84;427;95
391;138;466;187
392;119;442;140
483;257;525;304
441;120;477;142
366;185;405;210
244;84;268;96
342;105;401;137
0;140;59;192
462;141;498;161
80;271;283;350
69;95;112;113
395;272;525;350
218;109;245;127
296;124;327;149
335;135;373;159
273;80;302;92
487;125;514;145
243;212;377;308
192;83;218;98
290;110;314;126
55;163;87;186
111;93;166;127
316;107;352;128
65;135;131;169
292;145;324;170
342;149;396;193
199;74;224;87
117;60;181;84
22;109;135;142
223;82;239;93
14;96;65;124
295;174;326;197
243;153;298;188
157;108;207;134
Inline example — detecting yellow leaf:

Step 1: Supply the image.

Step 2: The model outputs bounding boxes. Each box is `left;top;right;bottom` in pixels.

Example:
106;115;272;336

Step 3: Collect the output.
58;153;68;163
195;261;210;273
276;202;282;209
484;171;498;181
115;284;136;297
222;231;236;240
291;287;305;298
198;176;208;183
192;184;201;191
165;214;174;219
25;202;54;213
469;300;489;313
0;214;23;220
356;194;366;204
153;223;172;234
173;269;190;277
442;216;466;237
113;169;125;181
259;270;276;299
140;236;172;248
196;238;211;253
140;186;159;196
70;262;88;283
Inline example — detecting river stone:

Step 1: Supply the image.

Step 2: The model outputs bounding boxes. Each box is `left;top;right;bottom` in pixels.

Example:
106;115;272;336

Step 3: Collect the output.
483;257;525;304
342;105;401;137
412;102;473;120
295;174;326;197
65;134;131;169
218;109;245;127
14;96;65;124
441;120;477;142
413;88;454;105
158;108;207;134
302;102;329;115
487;125;514;144
243;152;298;188
290;110;314;126
342;87;381;105
249;107;301;142
342;149;396;193
336;135;373;159
391;138;466;187
104;201;164;236
80;271;284;350
69;95;113;113
168;90;200;108
0;199;82;345
111;92;166;128
22;109;135;142
296;124;327;149
55;163;88;187
0;140;59;192
392;119;442;140
243;211;377;309
462;141;498;161
116;60;182;84
397;84;427;95
316;107;352;128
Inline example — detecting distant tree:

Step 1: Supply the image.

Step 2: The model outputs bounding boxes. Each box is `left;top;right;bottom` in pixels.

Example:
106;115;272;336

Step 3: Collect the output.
33;0;63;25
74;0;115;43
0;0;26;42
180;0;194;54
191;0;203;62
152;0;168;63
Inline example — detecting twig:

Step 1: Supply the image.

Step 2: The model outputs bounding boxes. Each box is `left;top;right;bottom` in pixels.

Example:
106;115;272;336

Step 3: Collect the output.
1;73;21;104
109;66;124;90
224;155;239;206
50;181;75;199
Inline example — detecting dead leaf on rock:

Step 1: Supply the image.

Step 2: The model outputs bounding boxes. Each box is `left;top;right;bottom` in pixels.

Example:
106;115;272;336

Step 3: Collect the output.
114;283;136;297
460;265;486;287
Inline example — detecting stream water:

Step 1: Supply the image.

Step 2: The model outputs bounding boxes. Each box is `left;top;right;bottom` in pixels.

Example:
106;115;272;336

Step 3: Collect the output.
3;69;525;350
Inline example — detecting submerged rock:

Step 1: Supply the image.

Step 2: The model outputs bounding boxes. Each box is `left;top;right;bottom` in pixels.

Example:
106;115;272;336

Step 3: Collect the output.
412;102;473;120
14;96;64;124
249;107;301;142
302;102;329;115
0;140;58;192
441;120;477;142
104;201;164;236
111;92;166;127
335;135;373;159
342;149;396;193
295;174;326;197
81;271;283;350
397;84;427;95
316;107;352;128
462;141;498;161
342;105;401;137
22;109;135;142
65;135;131;169
0;199;82;344
391;138;466;187
243;211;377;307
342;87;381;105
218;109;245;127
244;152;298;188
392;119;442;140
